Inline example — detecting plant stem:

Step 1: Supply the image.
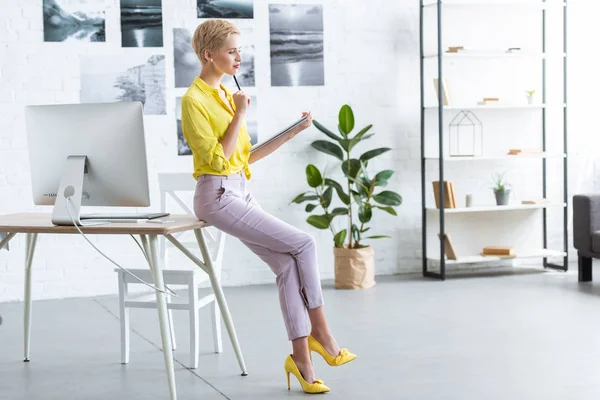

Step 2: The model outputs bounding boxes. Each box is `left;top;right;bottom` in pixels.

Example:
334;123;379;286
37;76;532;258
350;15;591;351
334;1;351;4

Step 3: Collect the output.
346;153;353;249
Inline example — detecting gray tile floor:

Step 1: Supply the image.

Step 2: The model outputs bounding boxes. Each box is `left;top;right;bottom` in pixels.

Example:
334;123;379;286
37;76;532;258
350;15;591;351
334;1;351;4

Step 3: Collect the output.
2;266;600;399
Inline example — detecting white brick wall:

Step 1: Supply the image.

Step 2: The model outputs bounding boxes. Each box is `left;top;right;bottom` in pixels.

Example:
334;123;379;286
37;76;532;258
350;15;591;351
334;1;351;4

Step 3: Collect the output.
0;0;597;303
0;0;422;302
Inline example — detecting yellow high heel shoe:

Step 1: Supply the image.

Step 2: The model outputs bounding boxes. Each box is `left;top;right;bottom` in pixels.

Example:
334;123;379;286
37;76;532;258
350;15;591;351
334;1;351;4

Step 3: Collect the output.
284;354;330;394
308;335;357;366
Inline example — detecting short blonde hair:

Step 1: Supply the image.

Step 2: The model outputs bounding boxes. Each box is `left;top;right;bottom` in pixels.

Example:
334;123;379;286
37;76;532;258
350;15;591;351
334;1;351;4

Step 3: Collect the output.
192;19;240;65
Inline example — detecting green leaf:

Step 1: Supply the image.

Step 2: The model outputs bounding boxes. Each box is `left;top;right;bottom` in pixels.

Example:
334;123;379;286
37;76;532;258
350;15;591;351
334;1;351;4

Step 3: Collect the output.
306;164;323;188
291;193;318;204
311;140;344;161
334;229;347;247
360;147;391;161
352;124;373;141
313;119;342;141
339;104;355;135
322;186;333;208
331;207;349;216
358;204;373;223
375;205;397;216
355;177;371;198
373;170;394;187
360;227;371;233
291;192;308;204
360;133;375;141
338;139;352;152
306;215;330;230
365;235;390;239
305;203;317;212
351;190;362;205
373;191;403;206
324;178;350;205
341;159;362;179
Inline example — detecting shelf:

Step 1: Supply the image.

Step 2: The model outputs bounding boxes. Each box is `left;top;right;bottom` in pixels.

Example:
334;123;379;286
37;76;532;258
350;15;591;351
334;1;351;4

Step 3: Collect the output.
424;153;566;161
427;249;566;265
423;52;565;59
426;203;566;213
423;1;566;8
424;104;556;110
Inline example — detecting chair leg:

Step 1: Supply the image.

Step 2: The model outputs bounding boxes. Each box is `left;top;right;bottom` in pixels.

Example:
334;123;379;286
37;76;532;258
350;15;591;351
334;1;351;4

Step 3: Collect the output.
118;271;130;364
189;275;199;369
579;255;593;282
211;300;222;353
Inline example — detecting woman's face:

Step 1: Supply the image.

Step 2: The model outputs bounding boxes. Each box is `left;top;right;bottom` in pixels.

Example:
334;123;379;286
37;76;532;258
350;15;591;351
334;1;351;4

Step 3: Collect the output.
212;33;242;76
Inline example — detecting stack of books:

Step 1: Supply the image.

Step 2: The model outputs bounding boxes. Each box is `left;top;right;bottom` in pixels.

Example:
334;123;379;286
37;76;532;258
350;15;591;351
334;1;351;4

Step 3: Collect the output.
432;181;457;208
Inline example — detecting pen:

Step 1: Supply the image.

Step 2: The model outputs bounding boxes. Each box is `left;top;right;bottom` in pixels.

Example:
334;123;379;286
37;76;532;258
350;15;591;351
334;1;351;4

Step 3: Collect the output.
233;75;241;91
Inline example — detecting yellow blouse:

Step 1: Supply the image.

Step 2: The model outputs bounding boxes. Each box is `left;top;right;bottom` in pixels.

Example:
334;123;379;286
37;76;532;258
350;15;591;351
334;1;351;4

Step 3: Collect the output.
181;77;252;181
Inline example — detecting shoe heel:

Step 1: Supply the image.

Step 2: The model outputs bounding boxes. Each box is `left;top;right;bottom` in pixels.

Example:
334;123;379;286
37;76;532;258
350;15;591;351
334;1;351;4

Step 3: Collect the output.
286;372;291;390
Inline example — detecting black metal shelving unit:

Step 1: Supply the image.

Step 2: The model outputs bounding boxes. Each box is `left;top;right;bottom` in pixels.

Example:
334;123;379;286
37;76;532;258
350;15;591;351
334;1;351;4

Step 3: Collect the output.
419;0;569;280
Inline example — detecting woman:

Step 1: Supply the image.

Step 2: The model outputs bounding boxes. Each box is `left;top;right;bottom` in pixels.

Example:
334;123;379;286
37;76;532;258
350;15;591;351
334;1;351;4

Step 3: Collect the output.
181;19;356;394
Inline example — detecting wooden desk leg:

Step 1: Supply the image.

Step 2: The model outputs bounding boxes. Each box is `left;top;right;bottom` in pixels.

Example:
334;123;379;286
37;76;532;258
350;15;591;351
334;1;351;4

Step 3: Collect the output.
144;234;177;400
194;229;248;376
24;233;38;362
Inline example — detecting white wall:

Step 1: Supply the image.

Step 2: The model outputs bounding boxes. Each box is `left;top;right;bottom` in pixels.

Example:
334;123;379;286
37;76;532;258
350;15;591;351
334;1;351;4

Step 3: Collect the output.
0;0;420;302
1;0;597;303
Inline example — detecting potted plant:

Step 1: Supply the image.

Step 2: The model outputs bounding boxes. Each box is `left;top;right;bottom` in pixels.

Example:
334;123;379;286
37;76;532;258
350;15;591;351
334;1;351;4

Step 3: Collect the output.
491;172;511;206
291;105;402;289
525;89;535;105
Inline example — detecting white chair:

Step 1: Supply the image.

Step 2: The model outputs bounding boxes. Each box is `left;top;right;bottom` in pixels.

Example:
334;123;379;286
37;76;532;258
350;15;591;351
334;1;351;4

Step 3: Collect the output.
116;172;226;369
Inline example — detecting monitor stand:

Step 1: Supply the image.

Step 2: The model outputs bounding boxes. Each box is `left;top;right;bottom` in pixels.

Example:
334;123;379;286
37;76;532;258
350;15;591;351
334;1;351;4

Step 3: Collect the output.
52;155;105;226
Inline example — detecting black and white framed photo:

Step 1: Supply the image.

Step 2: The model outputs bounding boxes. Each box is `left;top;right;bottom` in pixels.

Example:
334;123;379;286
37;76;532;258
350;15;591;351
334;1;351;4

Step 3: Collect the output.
247;95;258;145
80;54;166;115
174;25;255;89
197;0;253;19
176;94;257;156
176;96;191;156
120;0;163;47
43;0;106;42
173;28;199;89
269;4;324;87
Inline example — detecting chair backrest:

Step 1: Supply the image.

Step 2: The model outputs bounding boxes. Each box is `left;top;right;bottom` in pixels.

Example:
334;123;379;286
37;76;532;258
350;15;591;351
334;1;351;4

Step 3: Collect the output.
157;172;226;267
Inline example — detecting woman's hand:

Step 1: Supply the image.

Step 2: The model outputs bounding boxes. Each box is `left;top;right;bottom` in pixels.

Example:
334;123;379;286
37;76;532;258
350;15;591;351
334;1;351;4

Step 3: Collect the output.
233;91;250;115
293;111;312;137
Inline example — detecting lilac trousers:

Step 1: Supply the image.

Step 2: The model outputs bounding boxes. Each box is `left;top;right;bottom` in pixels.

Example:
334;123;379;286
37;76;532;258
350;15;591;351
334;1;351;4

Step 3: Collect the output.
194;172;324;341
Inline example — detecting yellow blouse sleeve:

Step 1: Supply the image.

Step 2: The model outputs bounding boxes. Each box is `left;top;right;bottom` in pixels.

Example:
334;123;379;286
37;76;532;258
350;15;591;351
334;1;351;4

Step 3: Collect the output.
181;95;231;173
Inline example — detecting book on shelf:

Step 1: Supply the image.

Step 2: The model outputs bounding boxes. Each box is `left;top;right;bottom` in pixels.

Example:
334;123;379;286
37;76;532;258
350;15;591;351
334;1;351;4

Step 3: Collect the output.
432;181;457;208
481;246;514;257
433;78;451;106
446;46;465;53
507;148;546;156
437;233;457;260
521;198;551;205
477;97;500;105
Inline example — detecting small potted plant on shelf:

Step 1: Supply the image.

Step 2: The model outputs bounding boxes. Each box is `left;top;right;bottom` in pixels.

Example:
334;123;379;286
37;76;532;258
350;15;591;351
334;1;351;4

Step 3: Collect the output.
525;89;535;105
491;172;511;206
290;104;402;289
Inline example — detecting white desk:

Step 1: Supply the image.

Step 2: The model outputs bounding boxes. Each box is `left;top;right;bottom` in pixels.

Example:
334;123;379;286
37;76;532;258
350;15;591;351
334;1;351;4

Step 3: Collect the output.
0;213;248;400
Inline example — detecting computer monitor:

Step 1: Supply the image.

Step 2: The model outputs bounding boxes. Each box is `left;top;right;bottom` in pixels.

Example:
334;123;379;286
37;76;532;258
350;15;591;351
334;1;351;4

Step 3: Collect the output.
25;102;151;226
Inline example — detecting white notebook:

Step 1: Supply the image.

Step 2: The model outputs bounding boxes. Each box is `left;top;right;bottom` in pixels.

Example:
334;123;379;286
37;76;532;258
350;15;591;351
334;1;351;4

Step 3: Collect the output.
250;115;308;153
